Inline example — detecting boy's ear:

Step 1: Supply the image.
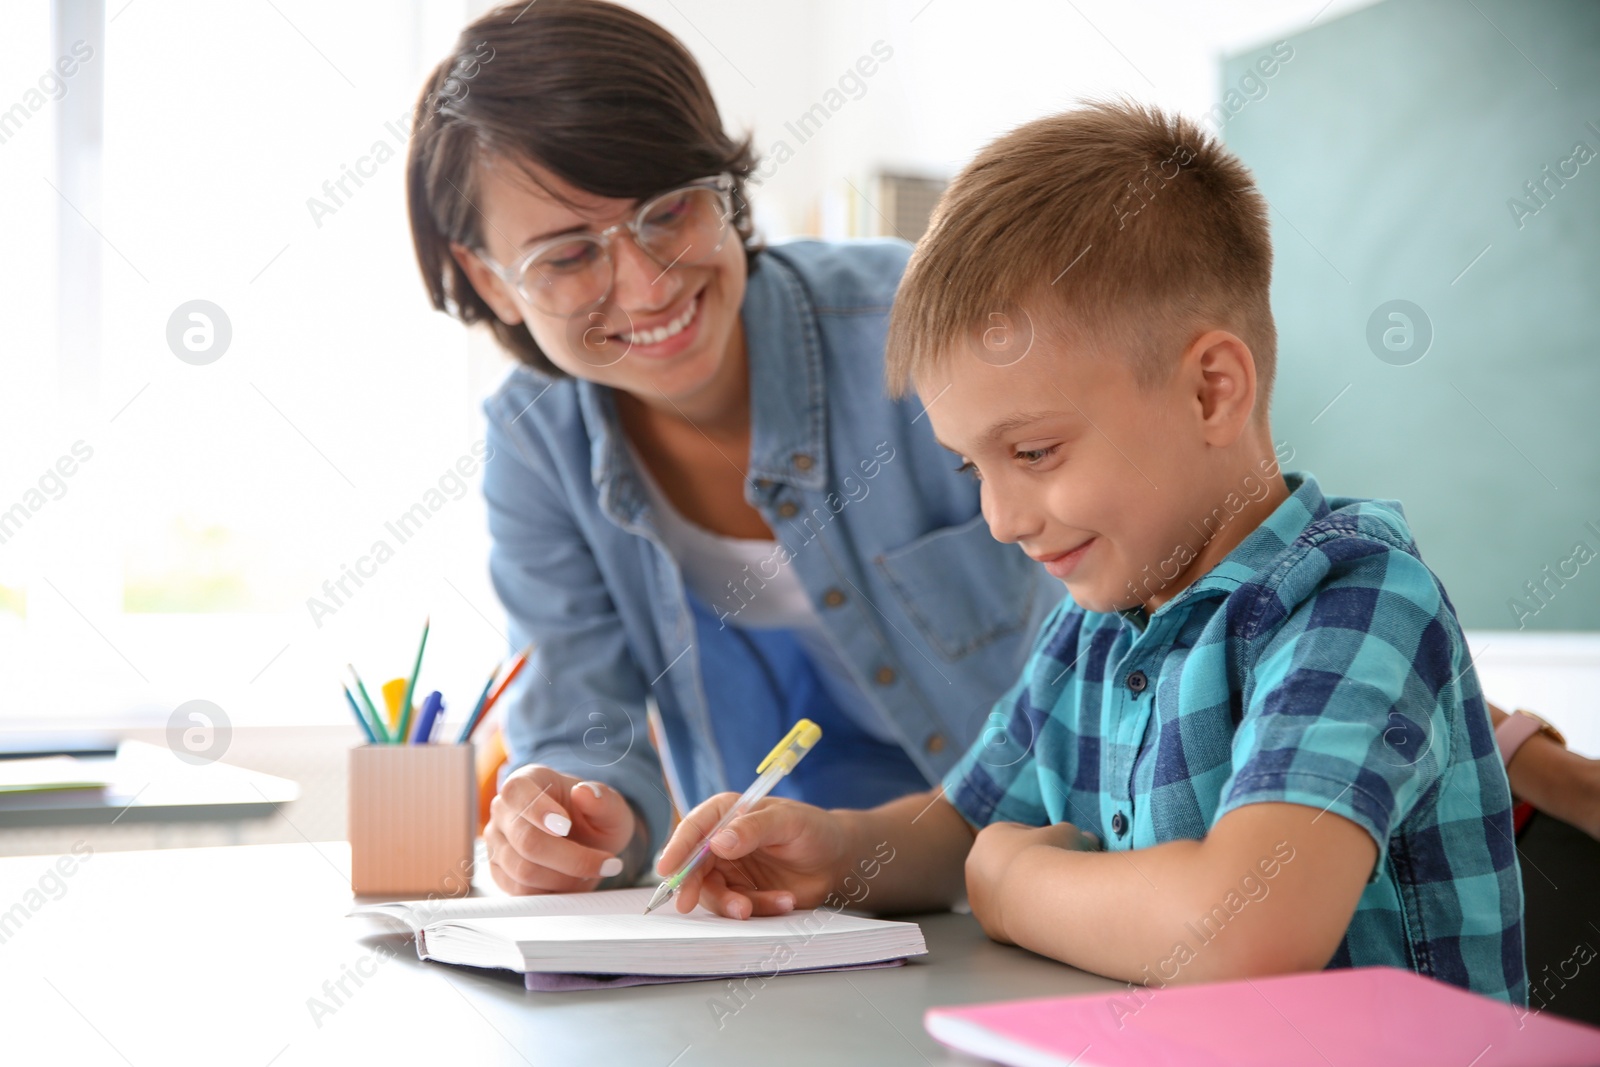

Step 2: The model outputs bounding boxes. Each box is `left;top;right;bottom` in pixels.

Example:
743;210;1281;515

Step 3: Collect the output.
1188;329;1258;445
449;241;524;326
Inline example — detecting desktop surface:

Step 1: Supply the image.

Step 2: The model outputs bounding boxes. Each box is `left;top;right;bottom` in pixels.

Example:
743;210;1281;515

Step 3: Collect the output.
0;841;1122;1065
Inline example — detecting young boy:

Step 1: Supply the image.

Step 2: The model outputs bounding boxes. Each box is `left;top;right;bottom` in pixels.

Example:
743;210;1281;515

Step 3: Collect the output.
656;101;1526;1004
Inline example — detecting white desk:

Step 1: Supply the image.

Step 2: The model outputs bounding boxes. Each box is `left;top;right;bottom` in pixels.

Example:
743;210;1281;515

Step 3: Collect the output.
0;842;1123;1065
0;741;300;829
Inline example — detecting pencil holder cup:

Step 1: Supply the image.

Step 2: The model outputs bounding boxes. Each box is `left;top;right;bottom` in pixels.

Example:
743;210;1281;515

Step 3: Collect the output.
348;743;476;897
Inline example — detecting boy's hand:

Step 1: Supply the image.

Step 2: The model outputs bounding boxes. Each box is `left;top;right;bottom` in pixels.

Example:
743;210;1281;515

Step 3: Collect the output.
485;764;638;895
656;794;853;919
966;820;1100;943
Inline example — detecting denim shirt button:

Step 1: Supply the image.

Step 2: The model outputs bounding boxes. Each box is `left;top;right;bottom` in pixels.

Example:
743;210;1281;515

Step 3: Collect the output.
925;732;946;754
874;666;897;686
822;588;847;608
776;501;799;519
792;452;814;471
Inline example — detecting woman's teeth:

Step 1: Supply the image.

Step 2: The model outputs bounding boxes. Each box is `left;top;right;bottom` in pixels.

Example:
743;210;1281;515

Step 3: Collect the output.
622;294;698;346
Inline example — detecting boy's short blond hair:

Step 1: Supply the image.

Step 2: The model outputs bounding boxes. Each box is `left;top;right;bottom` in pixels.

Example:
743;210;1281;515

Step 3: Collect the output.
885;100;1277;405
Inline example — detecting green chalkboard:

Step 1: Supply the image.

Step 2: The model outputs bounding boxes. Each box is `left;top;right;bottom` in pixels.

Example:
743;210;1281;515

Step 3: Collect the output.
1222;0;1600;631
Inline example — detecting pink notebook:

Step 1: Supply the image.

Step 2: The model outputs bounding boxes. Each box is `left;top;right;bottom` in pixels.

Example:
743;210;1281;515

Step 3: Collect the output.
924;966;1600;1067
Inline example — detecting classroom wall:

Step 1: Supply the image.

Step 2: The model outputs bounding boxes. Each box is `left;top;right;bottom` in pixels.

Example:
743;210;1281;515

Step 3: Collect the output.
1222;0;1600;632
607;0;1383;238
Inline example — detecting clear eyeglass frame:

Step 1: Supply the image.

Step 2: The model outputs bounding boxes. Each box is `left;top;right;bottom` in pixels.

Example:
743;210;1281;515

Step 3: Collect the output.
478;172;737;316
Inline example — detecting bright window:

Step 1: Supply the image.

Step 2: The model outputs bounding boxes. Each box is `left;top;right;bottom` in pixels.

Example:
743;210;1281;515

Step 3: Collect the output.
2;2;509;729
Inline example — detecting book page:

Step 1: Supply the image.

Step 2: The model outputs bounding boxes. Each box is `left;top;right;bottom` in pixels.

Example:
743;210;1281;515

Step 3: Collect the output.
455;908;892;944
349;886;672;928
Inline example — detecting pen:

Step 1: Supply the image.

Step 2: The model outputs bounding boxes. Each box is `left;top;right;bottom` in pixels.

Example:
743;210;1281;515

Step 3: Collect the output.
395;616;430;746
644;718;822;915
412;691;444;744
342;684;378;744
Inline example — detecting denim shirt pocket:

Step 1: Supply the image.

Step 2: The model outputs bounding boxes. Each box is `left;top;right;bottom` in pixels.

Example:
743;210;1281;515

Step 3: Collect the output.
873;513;1039;660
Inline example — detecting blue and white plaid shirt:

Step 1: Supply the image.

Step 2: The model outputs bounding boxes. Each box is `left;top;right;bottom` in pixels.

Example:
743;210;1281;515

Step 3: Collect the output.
944;470;1526;1004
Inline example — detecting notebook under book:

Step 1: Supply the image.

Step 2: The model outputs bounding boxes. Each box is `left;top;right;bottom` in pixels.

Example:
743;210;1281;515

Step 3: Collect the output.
349;886;926;989
924;965;1600;1067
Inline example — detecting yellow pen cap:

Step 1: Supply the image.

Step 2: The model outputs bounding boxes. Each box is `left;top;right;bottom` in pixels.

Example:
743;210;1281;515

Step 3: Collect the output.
757;718;822;776
381;678;407;726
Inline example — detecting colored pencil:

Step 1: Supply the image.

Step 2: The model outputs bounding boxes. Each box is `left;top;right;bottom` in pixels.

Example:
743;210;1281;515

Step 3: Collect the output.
462;644;530;742
395;616;430;745
346;664;389;743
455;664;501;745
342;684;378;743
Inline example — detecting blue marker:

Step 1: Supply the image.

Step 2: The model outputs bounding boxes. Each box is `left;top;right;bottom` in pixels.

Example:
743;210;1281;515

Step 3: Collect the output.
412;690;445;744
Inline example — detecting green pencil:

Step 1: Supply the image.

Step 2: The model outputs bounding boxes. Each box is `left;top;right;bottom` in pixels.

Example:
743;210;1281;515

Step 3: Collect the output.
395;616;430;745
347;664;389;743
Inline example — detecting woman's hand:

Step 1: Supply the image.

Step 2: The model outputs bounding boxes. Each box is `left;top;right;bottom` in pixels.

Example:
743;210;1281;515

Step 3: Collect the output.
484;764;639;895
965;820;1100;944
656;794;855;919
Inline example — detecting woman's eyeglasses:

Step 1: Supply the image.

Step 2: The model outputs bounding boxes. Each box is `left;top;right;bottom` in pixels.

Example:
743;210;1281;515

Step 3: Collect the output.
479;173;736;316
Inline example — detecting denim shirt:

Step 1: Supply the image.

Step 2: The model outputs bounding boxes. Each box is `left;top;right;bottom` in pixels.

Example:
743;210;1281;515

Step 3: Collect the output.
481;238;1066;854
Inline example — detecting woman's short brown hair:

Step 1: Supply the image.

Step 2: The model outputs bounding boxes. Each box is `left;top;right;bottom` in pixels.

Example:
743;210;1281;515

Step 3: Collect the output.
406;0;761;376
885;100;1277;407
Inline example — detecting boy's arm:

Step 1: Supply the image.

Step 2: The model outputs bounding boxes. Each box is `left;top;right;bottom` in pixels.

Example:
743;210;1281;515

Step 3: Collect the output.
659;788;977;918
990;531;1482;985
835;790;978;914
976;801;1375;984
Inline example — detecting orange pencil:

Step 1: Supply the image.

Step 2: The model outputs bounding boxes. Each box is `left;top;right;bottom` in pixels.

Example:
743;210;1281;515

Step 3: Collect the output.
461;644;530;742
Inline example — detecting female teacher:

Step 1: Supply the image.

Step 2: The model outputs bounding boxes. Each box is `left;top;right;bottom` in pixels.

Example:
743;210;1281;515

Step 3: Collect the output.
406;0;1052;897
407;0;1597;898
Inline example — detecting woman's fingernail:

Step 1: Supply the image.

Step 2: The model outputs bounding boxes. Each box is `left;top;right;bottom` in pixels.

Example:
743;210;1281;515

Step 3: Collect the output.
775;893;795;911
712;830;738;851
599;857;623;878
579;781;606;800
544;813;572;837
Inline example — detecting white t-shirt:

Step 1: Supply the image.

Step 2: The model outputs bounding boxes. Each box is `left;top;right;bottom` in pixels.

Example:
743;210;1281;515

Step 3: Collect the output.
629;449;899;744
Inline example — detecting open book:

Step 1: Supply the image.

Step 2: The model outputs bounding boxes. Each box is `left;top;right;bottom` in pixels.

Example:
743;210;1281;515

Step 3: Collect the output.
350;887;926;983
0;755;111;795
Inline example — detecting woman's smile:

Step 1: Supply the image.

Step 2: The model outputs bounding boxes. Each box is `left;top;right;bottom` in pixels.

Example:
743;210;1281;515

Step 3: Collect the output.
613;287;705;359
